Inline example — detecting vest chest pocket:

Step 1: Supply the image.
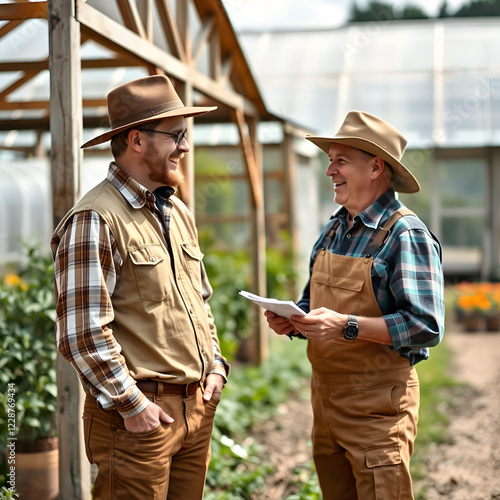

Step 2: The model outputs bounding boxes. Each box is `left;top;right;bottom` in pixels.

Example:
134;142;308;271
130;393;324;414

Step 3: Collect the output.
129;244;170;301
311;271;364;314
181;241;204;294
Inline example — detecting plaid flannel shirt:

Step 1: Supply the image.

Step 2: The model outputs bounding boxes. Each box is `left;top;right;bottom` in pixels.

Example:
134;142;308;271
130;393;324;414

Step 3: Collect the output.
51;163;227;417
297;189;444;365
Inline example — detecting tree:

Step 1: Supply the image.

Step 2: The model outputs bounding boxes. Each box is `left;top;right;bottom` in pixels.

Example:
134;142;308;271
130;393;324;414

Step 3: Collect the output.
349;1;428;22
401;4;429;19
438;0;450;17
454;0;500;17
349;1;396;22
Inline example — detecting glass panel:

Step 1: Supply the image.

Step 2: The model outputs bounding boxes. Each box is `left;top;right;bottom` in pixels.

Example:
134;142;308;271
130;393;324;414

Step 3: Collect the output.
198;221;249;250
342;74;433;147
347;25;433;73
441;215;483;248
438;159;486;209
442;72;492;146
398;149;433;227
443;22;500;71
262;146;283;173
263;178;283;215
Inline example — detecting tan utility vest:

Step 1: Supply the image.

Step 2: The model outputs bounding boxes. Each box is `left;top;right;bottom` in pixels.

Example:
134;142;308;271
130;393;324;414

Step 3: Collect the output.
53;179;215;384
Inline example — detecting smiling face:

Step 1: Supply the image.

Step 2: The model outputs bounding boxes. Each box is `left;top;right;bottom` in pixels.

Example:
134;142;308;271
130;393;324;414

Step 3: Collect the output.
140;116;189;190
326;143;390;220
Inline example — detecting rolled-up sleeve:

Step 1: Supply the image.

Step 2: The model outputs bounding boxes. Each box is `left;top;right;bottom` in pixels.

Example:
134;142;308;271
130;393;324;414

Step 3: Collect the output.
51;211;149;418
384;228;444;350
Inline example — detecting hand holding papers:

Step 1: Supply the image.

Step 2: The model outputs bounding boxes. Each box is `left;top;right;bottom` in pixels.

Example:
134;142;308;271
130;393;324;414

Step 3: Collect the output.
239;290;306;319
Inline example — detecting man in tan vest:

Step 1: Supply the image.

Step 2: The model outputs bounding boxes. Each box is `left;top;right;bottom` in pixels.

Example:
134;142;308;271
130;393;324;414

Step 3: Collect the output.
265;111;444;499
51;75;229;500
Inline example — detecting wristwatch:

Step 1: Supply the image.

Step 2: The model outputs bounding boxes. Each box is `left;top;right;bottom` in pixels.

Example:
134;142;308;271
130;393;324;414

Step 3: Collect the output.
343;314;359;340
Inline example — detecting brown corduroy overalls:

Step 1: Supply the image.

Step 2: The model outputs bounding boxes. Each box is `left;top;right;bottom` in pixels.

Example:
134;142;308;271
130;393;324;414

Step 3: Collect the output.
307;210;420;500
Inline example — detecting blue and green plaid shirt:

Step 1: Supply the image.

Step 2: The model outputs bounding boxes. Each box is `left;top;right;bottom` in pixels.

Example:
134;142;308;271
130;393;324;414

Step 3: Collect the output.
297;189;444;365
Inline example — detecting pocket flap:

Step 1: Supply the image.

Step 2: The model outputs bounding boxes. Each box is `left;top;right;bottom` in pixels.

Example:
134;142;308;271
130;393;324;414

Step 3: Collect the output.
365;446;401;468
312;272;363;292
129;245;165;266
181;241;204;261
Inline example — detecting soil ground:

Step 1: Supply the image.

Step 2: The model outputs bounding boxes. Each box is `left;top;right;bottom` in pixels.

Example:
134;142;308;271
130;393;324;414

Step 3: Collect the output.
254;324;500;500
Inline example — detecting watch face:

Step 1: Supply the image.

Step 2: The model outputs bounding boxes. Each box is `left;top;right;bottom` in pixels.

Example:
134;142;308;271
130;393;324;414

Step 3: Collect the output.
344;325;358;340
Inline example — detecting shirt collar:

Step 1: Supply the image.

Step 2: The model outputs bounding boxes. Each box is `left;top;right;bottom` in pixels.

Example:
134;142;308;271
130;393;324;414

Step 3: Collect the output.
107;162;163;210
331;189;400;230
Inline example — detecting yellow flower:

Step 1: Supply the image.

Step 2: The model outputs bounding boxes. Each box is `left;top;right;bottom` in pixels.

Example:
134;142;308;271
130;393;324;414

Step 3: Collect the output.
3;273;28;291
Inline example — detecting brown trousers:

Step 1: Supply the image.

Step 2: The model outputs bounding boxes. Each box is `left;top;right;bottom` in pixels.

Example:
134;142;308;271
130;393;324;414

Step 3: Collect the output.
83;388;219;500
308;247;420;500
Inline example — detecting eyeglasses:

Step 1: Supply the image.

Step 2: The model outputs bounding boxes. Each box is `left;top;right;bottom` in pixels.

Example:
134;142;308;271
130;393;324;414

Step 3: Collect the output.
137;128;187;146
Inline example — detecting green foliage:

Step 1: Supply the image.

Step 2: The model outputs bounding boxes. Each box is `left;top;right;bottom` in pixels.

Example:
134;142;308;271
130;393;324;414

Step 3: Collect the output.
200;228;300;360
0;246;57;446
454;0;500;17
199;229;252;359
0;487;19;500
205;338;312;499
285;466;322;500
349;1;428;22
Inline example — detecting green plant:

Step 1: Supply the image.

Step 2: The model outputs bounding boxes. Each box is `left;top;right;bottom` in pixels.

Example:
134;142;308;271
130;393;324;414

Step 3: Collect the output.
0;486;19;499
0;246;57;449
205;337;312;498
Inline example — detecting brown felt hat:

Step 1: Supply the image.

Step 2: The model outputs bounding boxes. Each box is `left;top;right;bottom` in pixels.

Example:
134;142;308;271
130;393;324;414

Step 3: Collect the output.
82;75;217;148
305;111;420;193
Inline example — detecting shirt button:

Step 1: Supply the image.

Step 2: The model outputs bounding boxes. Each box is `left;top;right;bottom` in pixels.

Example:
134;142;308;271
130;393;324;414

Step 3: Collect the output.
346;234;352;239
150;257;156;262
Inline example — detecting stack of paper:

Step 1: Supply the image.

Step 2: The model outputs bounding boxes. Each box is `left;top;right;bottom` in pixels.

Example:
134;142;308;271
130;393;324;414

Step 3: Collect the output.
239;290;306;319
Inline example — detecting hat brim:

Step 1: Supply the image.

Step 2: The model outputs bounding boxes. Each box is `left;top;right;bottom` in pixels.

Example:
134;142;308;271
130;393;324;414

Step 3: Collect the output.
81;106;217;149
305;135;420;194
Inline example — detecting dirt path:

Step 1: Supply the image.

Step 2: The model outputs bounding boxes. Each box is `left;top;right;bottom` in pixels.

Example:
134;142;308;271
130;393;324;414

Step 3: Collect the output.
415;327;500;500
257;326;500;499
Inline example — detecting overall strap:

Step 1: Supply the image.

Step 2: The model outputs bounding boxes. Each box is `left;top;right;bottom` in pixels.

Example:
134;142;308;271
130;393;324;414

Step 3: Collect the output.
364;208;416;257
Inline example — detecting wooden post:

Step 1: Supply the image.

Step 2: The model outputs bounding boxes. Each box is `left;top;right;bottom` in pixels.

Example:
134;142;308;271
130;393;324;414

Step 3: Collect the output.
232;109;267;364
48;0;90;498
176;0;195;211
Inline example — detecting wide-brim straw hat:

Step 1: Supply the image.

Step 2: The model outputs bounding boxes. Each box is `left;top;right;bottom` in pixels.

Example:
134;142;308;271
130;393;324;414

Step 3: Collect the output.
305;111;420;193
82;75;217;148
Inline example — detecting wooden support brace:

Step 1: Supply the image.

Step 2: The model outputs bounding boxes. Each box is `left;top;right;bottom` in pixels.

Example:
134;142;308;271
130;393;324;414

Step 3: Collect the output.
117;0;147;39
0;1;47;20
155;0;186;62
232;108;263;209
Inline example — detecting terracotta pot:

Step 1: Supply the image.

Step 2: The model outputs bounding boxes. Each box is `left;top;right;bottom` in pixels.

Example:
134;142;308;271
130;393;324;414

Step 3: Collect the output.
15;437;59;500
462;315;483;333
485;315;500;332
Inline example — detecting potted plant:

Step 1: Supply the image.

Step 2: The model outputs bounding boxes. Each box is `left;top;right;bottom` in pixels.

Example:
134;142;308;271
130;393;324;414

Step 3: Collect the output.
455;282;500;332
0;247;58;499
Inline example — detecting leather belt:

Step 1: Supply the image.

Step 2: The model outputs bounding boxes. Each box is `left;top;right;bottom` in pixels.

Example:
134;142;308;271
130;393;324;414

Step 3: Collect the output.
136;380;199;397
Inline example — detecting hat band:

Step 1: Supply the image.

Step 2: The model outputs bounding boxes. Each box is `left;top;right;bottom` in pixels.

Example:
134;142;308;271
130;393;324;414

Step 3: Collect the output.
111;99;184;129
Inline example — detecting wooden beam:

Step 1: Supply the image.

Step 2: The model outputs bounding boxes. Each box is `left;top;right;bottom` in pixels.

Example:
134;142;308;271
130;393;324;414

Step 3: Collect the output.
117;0;147;39
48;0;90;498
192;14;215;66
0;70;40;102
0;57;142;72
0;98;107;110
209;28;221;81
0;1;47;20
219;54;233;86
137;0;153;43
232;110;267;364
76;0;258;115
0;19;23;39
176;0;191;63
232;109;262;208
154;0;186;62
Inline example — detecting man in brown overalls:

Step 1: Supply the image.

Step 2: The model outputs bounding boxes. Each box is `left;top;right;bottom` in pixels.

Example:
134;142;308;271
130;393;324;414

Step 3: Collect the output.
265;111;444;500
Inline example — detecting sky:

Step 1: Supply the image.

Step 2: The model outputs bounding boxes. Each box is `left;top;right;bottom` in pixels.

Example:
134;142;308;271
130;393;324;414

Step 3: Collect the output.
222;0;469;31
